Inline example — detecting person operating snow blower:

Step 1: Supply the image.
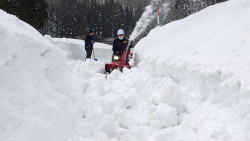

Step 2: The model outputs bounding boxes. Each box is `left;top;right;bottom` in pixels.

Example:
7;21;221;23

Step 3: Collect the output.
85;30;94;60
105;29;133;73
112;29;128;59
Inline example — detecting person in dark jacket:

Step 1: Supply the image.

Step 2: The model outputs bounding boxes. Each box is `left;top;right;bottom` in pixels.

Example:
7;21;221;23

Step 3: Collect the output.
112;29;128;56
85;30;94;60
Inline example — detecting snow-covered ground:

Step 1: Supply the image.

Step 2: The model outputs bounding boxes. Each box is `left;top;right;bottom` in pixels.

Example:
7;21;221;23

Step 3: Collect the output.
1;0;250;141
67;0;250;141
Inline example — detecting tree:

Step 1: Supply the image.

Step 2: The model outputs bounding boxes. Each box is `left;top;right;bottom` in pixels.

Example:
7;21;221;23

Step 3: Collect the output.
0;0;48;29
42;0;142;40
174;0;190;20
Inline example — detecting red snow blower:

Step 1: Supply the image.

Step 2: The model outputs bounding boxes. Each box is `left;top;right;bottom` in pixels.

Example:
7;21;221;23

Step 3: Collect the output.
105;41;133;73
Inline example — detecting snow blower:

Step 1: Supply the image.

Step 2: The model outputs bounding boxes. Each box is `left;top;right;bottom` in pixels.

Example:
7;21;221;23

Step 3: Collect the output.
105;41;133;73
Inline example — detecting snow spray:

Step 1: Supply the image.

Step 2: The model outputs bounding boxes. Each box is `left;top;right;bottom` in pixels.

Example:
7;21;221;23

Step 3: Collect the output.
129;4;155;42
126;0;170;64
129;0;170;42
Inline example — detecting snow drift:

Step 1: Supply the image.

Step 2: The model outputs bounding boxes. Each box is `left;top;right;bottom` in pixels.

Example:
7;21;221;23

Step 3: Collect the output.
0;10;83;141
45;36;112;63
68;0;250;141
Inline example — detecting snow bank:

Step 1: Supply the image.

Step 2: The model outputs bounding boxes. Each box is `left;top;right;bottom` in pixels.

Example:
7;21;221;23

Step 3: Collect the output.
0;10;83;141
45;36;112;63
134;0;250;139
68;0;250;140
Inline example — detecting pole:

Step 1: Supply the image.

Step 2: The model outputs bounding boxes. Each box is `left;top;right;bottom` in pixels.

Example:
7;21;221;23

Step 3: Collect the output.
157;8;160;26
93;48;98;61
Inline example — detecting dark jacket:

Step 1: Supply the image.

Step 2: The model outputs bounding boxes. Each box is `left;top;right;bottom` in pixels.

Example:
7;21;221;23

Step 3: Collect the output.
112;38;128;54
85;35;93;50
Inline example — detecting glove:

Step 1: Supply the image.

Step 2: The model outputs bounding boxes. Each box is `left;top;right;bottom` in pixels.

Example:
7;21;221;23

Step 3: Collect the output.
115;51;121;55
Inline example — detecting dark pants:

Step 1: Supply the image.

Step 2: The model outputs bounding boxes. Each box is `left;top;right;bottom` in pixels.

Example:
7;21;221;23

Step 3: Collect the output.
86;50;92;60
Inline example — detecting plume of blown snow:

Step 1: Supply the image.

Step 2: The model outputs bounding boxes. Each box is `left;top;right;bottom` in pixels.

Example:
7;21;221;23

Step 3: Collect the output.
129;0;170;41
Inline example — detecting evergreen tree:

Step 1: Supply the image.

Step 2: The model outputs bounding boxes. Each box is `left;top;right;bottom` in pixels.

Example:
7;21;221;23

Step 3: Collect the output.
0;0;48;29
42;0;142;40
174;0;190;20
43;1;62;37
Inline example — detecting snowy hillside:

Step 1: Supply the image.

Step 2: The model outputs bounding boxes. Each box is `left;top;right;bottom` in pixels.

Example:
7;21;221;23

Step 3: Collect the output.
68;0;250;141
0;10;83;141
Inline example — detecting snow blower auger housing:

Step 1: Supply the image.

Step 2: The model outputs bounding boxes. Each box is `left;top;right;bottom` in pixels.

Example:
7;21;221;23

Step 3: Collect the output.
105;41;133;73
105;51;133;73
